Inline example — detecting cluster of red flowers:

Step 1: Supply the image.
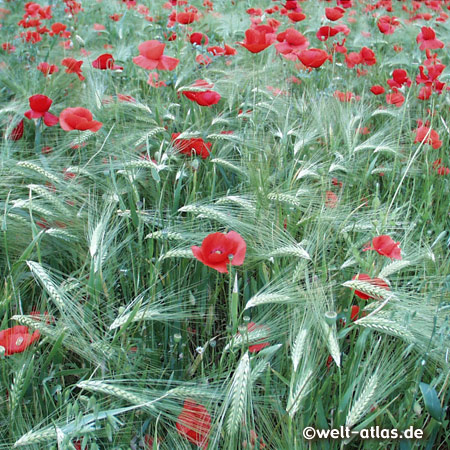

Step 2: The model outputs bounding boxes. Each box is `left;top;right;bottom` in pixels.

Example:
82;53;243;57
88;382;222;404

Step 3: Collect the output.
22;93;102;133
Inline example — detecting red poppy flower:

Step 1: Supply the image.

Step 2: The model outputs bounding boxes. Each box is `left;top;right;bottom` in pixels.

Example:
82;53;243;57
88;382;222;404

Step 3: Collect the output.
350;305;362;321
288;11;306;22
224;44;237;55
345;52;362;68
339;305;365;326
385;89;405;107
298;48;330;68
49;22;69;37
377;16;400;34
359;47;376;66
132;40;179;71
316;26;340;42
418;85;432;100
0;325;40;356
182;86;221;107
413;120;442;149
247;8;262;16
363;235;402;260
387;69;411;89
207;46;226;56
238;27;273;53
92;53;123;70
37;61;59;76
416;27;444;50
61;57;85;81
171;133;212;159
190;32;209;46
370;85;385;95
196;54;212;65
416;64;445;85
175;11;198;24
24;94;59;126
246;322;270;353
325;7;345;21
337;0;353;8
275;28;309;60
8;119;24;141
59;107;103;132
176;399;211;449
191;231;246;273
351;274;390;300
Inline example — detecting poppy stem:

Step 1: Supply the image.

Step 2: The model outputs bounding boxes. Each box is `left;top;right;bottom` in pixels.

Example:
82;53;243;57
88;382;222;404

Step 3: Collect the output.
35;118;49;170
230;269;239;334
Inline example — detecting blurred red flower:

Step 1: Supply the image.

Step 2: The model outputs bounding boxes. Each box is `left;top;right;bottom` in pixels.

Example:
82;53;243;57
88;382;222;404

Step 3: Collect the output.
182;83;221;106
92;53;123;70
133;40;179;71
246;322;270;353
8;119;24;141
196;54;212;65
191;231;246;273
0;325;40;356
414;120;442;149
387;69;411;88
176;399;211;449
24;94;59;126
288;11;306;22
1;42;15;53
49;22;70;37
175;11;198;24
385;89;405;107
171;133;212;159
190;32;209;46
59;107;103;132
363;235;402;260
238;26;274;53
344;52;361;68
417;27;444;50
339;305;366;326
275;28;309;60
298;48;329;68
351;274;390;300
333;91;359;102
359;47;376;66
370;85;385;95
37;62;59;76
316;26;340;42
377;15;400;34
61;57;85;81
325;7;345;21
325;190;339;207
